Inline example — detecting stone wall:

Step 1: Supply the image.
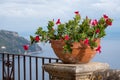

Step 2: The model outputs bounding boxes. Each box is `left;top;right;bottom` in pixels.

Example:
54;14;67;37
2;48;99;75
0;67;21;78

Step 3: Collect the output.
43;62;120;80
92;69;120;80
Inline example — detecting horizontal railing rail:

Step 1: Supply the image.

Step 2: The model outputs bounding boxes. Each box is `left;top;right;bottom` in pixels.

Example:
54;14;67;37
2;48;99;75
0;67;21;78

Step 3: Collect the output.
0;52;60;80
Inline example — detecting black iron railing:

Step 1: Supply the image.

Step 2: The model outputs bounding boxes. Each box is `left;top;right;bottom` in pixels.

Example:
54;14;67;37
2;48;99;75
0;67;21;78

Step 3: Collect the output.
0;52;60;80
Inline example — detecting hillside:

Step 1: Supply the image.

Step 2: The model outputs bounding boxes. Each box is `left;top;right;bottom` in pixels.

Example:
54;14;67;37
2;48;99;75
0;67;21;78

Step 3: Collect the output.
0;30;41;54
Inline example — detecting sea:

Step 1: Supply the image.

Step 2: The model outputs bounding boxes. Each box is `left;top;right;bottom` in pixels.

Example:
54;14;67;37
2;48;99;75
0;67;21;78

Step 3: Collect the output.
0;38;120;80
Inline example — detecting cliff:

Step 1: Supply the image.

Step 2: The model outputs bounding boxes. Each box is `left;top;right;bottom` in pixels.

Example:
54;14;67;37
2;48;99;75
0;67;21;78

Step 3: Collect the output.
0;30;41;54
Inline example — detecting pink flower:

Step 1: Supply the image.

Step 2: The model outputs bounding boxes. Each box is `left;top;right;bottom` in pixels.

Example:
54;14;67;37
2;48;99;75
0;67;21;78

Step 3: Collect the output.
103;14;108;19
106;18;112;26
84;38;89;45
56;19;61;25
64;35;70;41
74;11;79;15
91;19;98;26
96;45;101;53
35;36;40;42
95;29;100;34
23;45;29;50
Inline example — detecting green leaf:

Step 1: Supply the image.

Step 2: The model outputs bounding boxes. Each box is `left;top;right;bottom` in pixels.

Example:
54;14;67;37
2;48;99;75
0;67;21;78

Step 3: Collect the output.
30;35;35;44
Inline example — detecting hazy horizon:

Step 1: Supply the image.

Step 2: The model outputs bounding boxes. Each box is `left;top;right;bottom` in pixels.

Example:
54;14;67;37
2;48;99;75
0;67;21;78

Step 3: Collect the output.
0;0;120;69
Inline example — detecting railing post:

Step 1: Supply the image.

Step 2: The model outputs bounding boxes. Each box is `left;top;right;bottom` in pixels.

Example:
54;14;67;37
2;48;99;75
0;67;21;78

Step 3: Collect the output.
7;54;10;80
12;55;15;80
23;56;26;80
36;57;38;80
0;53;60;80
18;55;20;80
42;58;45;80
2;53;5;80
29;56;32;80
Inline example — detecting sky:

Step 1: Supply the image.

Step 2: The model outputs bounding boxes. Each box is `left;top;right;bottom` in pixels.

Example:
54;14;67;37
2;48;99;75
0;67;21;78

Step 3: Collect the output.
0;0;120;39
0;0;120;69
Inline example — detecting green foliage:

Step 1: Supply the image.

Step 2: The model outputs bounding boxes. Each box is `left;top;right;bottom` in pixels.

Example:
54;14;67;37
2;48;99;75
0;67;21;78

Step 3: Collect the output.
30;13;113;52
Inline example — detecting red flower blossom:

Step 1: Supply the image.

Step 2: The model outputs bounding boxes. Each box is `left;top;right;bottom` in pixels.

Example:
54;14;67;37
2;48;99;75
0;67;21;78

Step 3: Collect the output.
96;45;101;53
91;19;98;26
95;29;100;34
103;14;112;26
35;36;40;42
74;11;79;15
84;38;89;45
103;14;108;19
64;35;70;41
106;18;112;26
23;45;29;50
56;19;61;25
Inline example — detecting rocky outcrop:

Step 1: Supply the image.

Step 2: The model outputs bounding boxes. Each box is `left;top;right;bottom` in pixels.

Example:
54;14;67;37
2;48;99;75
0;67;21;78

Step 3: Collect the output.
0;30;41;54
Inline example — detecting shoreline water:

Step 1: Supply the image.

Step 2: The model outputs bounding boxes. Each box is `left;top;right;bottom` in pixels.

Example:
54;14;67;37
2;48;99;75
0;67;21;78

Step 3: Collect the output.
0;39;120;69
0;39;120;80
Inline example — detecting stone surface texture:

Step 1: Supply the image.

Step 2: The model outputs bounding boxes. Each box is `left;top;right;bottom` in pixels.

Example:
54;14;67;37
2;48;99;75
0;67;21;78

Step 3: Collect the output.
42;62;110;80
93;69;120;80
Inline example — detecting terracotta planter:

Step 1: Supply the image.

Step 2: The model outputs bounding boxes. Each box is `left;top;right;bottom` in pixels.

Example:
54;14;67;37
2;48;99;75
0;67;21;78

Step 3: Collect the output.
51;39;100;64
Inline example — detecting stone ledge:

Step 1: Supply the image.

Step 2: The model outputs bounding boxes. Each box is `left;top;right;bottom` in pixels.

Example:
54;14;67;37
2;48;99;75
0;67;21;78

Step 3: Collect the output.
42;62;110;80
43;62;109;73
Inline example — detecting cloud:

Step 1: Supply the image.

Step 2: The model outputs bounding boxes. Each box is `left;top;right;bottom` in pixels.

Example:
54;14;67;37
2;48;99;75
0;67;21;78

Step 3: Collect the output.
1;0;119;19
0;0;102;18
0;0;120;36
92;0;120;17
0;0;77;18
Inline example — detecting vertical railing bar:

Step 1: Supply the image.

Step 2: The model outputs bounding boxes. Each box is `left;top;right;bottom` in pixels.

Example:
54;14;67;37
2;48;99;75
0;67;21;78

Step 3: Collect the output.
2;53;5;80
49;58;51;63
9;55;14;80
42;58;45;80
56;59;59;63
0;53;60;80
9;58;13;77
12;55;15;80
7;54;10;80
36;57;38;80
4;63;7;79
23;56;26;80
29;56;32;80
18;55;20;80
49;58;51;80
